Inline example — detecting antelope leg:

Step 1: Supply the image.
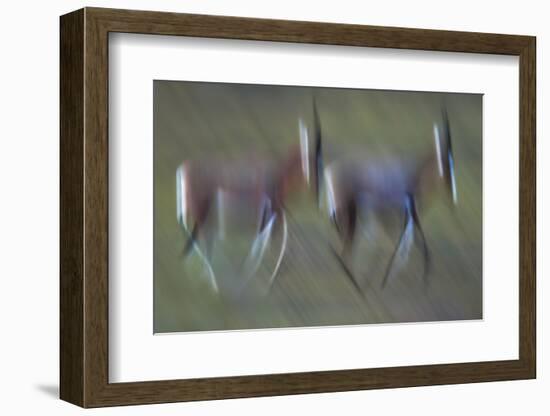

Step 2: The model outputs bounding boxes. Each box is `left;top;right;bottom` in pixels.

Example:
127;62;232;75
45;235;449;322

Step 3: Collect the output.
381;202;415;288
182;222;199;259
182;196;213;259
179;221;219;293
266;211;288;294
195;243;219;293
239;213;277;292
330;195;357;257
329;202;363;296
257;198;273;234
409;197;431;284
329;244;364;297
342;198;358;259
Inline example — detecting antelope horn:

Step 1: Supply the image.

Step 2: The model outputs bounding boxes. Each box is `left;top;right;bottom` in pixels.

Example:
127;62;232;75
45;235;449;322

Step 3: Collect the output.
313;99;324;208
436;107;458;205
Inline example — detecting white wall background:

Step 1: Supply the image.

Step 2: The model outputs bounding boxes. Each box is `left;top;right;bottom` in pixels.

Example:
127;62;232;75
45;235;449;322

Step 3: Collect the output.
0;0;545;414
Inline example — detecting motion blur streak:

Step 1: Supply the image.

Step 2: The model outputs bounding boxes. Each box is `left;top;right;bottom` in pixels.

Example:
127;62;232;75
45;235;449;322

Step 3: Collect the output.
154;80;482;333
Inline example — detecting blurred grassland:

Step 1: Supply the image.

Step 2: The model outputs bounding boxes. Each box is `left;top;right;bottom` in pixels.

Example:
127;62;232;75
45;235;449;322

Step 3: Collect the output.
153;80;482;333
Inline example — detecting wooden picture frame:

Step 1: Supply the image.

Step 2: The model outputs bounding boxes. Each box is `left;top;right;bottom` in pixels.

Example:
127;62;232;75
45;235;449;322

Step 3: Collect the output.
60;7;536;408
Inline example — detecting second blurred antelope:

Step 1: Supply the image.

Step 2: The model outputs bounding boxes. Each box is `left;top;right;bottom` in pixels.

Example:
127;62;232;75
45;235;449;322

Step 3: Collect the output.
318;107;458;290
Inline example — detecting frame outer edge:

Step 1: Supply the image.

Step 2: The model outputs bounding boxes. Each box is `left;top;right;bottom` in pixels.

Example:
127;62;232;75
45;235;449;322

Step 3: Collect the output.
62;7;537;407
519;36;536;377
82;6;111;408
60;8;86;407
84;6;531;55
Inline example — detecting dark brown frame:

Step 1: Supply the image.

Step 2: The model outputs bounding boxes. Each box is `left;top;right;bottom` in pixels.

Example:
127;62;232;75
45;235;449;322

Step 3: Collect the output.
60;7;536;408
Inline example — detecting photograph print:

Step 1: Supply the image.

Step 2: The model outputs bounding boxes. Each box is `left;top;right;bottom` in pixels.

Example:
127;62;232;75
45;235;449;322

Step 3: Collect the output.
153;81;482;333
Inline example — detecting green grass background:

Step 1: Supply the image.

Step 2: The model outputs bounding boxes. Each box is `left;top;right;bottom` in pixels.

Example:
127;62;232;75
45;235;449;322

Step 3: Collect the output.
153;81;482;333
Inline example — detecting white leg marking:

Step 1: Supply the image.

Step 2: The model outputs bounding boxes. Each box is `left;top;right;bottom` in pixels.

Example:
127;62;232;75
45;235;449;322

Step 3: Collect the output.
267;211;288;291
299;118;310;185
194;244;219;293
397;216;415;264
324;165;337;217
449;153;458;204
433;123;444;177
176;165;188;228
241;213;276;291
257;197;272;232
385;213;415;286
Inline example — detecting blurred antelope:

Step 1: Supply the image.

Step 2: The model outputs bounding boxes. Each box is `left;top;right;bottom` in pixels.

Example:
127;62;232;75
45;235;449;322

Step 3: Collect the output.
319;107;457;290
176;116;322;294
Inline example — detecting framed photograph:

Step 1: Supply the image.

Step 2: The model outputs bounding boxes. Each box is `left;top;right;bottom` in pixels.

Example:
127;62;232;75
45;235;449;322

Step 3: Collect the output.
60;7;536;407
